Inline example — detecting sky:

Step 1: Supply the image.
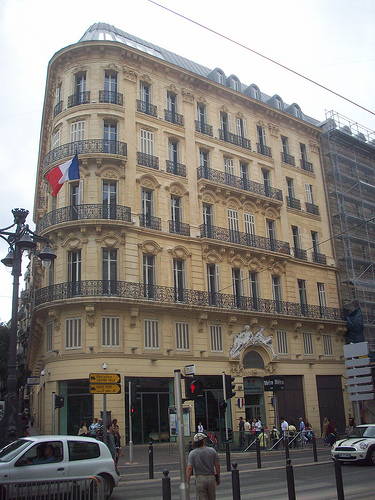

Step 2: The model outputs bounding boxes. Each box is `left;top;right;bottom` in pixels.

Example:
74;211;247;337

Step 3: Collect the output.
0;0;374;323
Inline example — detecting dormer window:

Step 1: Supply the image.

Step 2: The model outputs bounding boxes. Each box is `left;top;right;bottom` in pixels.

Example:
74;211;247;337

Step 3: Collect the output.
217;71;224;85
275;97;282;110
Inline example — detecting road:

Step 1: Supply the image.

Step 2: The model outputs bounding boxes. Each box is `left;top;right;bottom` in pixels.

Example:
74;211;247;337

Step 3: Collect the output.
112;446;375;499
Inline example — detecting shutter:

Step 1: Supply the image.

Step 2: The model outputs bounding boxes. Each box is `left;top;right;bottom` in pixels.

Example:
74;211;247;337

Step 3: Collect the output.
227;113;232;132
305;183;313;204
244;213;255;235
262;127;267;145
215;264;220;293
78;180;84;204
297;227;302;248
243;119;247;138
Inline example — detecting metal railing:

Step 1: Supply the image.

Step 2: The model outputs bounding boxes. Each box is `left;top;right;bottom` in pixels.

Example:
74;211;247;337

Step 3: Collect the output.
200;223;290;254
312;252;327;265
43;140;127;169
287;197;301;210
301;159;314;172
306;202;320;215
219;129;251;150
165;160;186;177
281;152;296;166
257;143;272;157
293;247;308;261
38;204;132;232
67;91;91;108
168;220;190;236
53;101;63;118
164;109;184;126
99;90;123;105
195;120;213;136
197;166;283;201
139;214;162;230
137;151;159;169
136;99;157;117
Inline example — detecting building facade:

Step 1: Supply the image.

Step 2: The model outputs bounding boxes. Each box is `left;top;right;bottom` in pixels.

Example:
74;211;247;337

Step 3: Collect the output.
29;23;348;442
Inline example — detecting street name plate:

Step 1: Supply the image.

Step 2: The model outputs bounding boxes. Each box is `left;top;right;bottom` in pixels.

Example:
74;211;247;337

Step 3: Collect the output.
27;377;40;385
89;373;120;384
184;364;196;376
90;383;121;394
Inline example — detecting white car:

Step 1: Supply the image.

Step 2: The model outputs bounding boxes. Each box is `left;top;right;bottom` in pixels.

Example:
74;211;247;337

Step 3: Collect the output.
0;435;120;498
331;423;375;465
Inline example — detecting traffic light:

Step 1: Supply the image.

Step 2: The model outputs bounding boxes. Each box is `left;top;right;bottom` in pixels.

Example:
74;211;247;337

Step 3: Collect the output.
228;428;233;440
131;405;136;416
220;400;227;411
55;395;64;409
185;378;204;399
131;380;141;404
225;375;236;399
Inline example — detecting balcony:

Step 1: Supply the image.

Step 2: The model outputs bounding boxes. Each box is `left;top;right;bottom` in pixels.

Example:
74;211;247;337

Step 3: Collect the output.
306;202;320;215
281;152;296;166
67;91;91;108
38;204;132;232
34;280;344;321
168;220;190;236
136;99;157;117
53;101;63;118
197;166;283;202
164;109;184;126
219;129;251;150
200;223;290;254
139;214;162;230
301;159;314;173
257;143;272;157
137;152;159;170
99;90;124;106
287;197;301;210
312;252;327;265
195;120;213;136
165;160;186;177
43;140;127;170
293;247;308;261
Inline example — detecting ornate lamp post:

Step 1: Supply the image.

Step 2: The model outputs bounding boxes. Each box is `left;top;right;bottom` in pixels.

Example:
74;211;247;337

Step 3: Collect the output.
0;208;56;448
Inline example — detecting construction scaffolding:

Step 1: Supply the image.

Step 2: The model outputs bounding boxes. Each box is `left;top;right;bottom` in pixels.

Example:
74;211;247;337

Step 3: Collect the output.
321;111;375;351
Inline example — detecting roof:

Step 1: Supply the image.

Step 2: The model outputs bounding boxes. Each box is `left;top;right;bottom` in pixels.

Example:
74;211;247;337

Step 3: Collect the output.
79;22;319;127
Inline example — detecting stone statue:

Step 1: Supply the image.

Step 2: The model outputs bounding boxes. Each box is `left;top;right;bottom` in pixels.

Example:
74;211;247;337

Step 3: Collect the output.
229;325;277;359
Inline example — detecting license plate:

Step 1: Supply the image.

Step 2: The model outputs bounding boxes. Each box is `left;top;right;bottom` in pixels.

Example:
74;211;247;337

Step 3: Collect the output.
338;453;351;458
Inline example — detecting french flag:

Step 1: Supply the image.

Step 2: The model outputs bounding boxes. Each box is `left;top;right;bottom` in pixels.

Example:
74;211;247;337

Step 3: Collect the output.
46;153;80;196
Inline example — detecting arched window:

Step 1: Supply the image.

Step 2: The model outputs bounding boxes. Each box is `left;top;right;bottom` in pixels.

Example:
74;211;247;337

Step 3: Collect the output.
243;351;264;369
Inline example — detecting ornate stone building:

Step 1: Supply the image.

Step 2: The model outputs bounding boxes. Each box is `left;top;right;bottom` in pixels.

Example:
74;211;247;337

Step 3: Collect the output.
29;23;348;441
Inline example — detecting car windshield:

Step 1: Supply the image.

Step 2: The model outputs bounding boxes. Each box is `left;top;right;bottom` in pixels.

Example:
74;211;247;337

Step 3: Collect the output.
0;439;32;462
349;426;375;438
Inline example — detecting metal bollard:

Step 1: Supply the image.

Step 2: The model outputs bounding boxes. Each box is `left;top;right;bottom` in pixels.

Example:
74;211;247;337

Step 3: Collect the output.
162;469;171;500
284;436;290;460
285;458;296;500
231;462;241;500
256;438;261;468
334;459;345;500
312;435;318;462
226;440;231;472
149;441;154;479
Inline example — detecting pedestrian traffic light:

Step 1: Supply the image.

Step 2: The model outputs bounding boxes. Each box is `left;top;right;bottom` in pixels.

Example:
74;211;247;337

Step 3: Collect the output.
228;428;233;440
55;395;64;409
131;405;136;416
225;375;236;399
185;377;204;400
220;400;227;411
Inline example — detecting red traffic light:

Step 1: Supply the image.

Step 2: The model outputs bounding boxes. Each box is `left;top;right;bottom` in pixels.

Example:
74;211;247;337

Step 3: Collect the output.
185;377;204;399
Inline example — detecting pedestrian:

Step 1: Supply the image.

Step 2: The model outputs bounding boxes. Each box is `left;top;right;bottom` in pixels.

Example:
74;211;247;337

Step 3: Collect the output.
254;418;262;437
259;428;269;449
280;417;289;446
238;417;244;448
244;418;251;446
197;421;204;433
186;432;220;500
97;418;104;441
89;417;98;438
270;425;280;449
78;420;87;436
106;423;117;460
299;417;307;445
321;417;329;439
348;414;356;433
288;419;297;448
114;426;123;465
325;418;335;439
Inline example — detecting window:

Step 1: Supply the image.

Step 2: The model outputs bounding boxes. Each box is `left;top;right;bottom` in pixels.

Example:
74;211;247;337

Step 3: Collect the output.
70;121;85;142
168;139;180;164
140;82;151;105
143;254;156;298
141;188;154;223
235;117;247;138
281;136;290;155
323;334;333;356
298;279;308;315
249;272;260;309
224;157;235;176
197;103;207;125
102;317;120;347
68;250;81;296
287;178;296;199
275;97;282;110
217;72;224;85
303;332;313;356
272;276;282;312
53;131;60;149
311;231;320;253
207;264;220;306
232;268;244;308
267;219;277;250
176;322;189;350
68;441;100;461
300;143;308;162
262;169;271;196
257;126;267;147
167;91;177;114
220;111;231;135
56;84;62;104
70;182;83;220
105;71;117;92
277;330;288;355
240;162;250;188
232;79;239;91
47;259;54;287
46;322;53;352
140;129;154;155
75;73;86;104
317;283;328;317
102;248;117;294
203;203;214;237
173;258;186;302
171;195;182;224
292;226;302;250
102;181;117;219
227;209;240;244
210;325;223;352
199;149;210;171
305;184;314;204
244;213;255;238
65;318;82;349
103;122;117;153
253;87;259;100
144;319;159;349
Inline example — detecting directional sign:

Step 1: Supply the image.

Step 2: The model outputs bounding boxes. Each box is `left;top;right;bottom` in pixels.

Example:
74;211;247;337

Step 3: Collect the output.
90;383;121;394
346;376;373;386
345;357;370;368
89;373;120;384
349;393;374;402
346;366;371;378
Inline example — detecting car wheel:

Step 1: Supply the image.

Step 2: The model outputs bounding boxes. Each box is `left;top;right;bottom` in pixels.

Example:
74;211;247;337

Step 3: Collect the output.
365;446;375;466
98;474;114;499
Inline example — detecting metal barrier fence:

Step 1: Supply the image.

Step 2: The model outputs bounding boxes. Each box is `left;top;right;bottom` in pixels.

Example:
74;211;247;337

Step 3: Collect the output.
0;476;105;500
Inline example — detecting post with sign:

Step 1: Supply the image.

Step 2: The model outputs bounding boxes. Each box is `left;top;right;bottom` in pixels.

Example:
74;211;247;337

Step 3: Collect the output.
174;369;189;500
89;373;121;444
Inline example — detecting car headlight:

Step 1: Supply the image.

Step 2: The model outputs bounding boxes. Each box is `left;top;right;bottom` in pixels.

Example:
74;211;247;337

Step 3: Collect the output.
359;442;368;450
331;443;337;450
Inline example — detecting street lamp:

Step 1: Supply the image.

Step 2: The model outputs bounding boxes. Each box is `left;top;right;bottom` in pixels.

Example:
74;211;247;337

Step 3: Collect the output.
0;208;56;448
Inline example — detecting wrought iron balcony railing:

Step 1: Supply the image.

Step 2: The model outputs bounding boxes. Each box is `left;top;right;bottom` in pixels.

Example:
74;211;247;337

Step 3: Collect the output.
67;91;91;108
164;109;184;126
137;152;159;170
99;90;124;105
200;223;290;254
300;159;314;172
34;280;344;321
38;204;132;232
43;140;128;170
219;129;251;150
197;166;283;202
195;120;213;136
136;99;157;117
306;202;320;215
168;220;190;236
139;214;162;230
53;101;63;118
281;152;296;166
165;160;186;177
257;143;272;157
287;197;301;210
312;252;327;265
293;247;308;261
